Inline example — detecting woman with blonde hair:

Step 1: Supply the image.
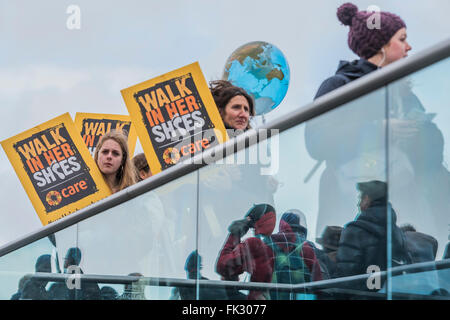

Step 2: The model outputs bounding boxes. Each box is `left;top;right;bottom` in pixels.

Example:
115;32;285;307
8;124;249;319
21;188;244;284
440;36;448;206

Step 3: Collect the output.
94;130;136;193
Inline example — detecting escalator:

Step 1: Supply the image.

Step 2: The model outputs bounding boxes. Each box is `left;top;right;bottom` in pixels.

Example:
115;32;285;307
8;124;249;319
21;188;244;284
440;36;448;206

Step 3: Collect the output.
0;38;449;300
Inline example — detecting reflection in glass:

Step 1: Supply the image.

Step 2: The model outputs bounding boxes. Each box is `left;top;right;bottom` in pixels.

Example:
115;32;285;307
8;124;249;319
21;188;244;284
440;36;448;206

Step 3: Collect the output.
76;171;198;299
388;58;450;298
305;88;387;236
0;59;448;300
0;227;77;300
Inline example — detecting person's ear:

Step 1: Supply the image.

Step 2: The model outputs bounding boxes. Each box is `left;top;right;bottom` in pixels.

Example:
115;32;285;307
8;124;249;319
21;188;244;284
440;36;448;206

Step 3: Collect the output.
139;170;147;180
361;194;371;209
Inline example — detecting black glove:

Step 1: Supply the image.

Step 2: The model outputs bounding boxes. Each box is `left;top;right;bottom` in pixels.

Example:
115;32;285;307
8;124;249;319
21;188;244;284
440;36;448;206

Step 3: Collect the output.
228;218;250;238
245;203;275;227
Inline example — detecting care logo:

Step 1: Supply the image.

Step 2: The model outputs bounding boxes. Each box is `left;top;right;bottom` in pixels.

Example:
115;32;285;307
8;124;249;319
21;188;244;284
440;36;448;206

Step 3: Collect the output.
46;190;62;207
163;147;180;165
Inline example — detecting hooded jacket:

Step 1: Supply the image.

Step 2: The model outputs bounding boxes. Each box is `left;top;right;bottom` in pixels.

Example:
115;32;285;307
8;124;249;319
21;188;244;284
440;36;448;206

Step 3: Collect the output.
314;59;378;100
306;59;444;169
21;255;52;300
305;59;384;164
216;211;276;300
336;201;411;290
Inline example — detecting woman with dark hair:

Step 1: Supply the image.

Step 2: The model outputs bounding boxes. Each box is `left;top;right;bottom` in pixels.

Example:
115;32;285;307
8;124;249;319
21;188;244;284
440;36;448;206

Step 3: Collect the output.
94;130;136;193
201;81;278;280
132;152;152;182
209;80;255;131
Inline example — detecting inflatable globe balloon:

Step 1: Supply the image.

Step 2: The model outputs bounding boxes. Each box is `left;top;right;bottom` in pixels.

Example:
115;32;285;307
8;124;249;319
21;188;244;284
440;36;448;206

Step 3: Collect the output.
223;41;290;116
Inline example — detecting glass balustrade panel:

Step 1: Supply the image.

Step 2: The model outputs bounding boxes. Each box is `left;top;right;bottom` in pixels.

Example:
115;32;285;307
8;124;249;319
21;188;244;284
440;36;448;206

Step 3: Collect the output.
198;87;388;300
75;171;199;300
387;57;450;299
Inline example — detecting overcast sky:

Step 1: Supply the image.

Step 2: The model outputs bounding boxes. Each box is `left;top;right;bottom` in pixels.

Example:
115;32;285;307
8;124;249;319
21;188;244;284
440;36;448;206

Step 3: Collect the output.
0;0;449;263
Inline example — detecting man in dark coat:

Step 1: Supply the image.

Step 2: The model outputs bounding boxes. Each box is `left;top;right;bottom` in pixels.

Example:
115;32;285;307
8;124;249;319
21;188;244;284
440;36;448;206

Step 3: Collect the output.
175;250;229;300
336;181;411;292
10;275;31;300
48;247;101;300
21;255;52;300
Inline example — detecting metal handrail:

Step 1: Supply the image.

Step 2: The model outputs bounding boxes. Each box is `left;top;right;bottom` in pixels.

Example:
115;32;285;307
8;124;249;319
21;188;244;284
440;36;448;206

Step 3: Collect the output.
0;38;449;258
25;258;450;286
21;258;450;300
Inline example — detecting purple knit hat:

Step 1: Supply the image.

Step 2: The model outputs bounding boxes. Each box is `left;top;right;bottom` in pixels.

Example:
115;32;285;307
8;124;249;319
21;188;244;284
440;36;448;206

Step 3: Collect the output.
337;3;406;59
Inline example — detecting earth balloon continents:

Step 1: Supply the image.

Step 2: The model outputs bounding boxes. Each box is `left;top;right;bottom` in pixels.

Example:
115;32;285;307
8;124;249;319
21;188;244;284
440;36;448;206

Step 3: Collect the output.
223;41;290;116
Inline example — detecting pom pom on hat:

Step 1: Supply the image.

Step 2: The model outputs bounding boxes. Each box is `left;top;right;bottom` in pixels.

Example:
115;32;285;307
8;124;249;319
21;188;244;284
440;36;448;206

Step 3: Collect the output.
337;2;358;26
336;2;406;59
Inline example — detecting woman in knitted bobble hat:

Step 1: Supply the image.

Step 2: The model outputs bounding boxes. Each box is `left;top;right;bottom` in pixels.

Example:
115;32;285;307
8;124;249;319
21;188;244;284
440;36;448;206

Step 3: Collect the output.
305;3;448;242
338;3;410;67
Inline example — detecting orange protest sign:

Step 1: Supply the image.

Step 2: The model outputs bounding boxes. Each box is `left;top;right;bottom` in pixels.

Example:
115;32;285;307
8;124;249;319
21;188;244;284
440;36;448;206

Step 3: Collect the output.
74;112;137;157
1;113;111;225
121;62;228;174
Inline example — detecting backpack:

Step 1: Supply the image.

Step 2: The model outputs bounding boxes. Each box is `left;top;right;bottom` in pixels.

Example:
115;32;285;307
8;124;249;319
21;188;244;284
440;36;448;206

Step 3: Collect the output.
310;244;334;280
258;234;311;300
352;219;413;291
